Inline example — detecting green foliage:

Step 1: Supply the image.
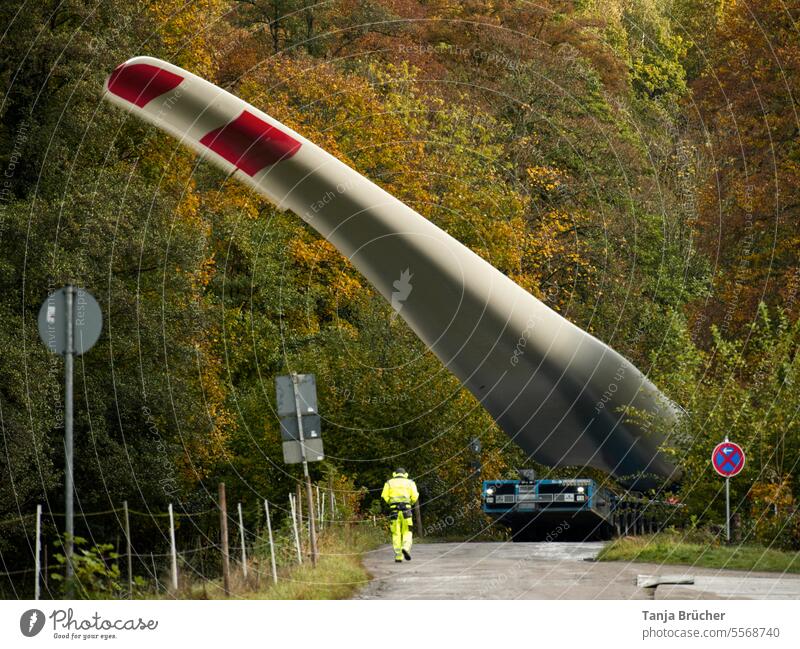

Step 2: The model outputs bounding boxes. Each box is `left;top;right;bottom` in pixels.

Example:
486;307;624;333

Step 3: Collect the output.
625;9;688;102
51;536;144;599
651;305;800;549
599;531;800;574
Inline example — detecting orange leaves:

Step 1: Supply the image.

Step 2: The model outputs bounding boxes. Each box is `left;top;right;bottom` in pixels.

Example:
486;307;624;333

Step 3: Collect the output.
526;165;565;194
693;0;800;329
519;209;596;307
147;0;227;78
750;479;795;511
288;234;364;312
203;184;260;221
191;254;217;291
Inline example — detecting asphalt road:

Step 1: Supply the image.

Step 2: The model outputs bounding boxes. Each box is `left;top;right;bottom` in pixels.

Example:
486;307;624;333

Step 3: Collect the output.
356;541;800;600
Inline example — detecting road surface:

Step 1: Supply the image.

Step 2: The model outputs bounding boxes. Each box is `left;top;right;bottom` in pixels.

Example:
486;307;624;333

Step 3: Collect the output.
356;542;800;599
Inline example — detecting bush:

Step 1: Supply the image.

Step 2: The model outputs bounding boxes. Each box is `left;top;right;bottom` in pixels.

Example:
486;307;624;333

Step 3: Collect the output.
50;536;145;599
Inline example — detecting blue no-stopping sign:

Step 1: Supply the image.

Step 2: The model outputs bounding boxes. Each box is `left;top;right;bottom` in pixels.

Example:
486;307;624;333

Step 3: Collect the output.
712;441;745;478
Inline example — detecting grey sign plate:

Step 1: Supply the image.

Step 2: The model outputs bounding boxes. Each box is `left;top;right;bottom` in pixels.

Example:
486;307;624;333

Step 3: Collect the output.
275;374;317;416
282;438;324;464
280;414;321;442
37;287;102;356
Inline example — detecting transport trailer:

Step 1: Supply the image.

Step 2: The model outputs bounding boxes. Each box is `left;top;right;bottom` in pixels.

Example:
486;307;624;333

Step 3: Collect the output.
481;472;666;541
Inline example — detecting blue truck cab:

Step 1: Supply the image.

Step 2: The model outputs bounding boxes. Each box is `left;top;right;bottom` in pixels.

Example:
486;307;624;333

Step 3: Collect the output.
481;472;616;540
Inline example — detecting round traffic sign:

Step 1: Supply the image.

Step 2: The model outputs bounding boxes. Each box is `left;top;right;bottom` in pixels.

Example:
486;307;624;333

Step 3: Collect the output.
37;287;102;356
712;441;745;478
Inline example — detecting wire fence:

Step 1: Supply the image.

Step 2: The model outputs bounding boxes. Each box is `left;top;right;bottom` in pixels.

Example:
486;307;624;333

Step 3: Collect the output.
0;479;393;599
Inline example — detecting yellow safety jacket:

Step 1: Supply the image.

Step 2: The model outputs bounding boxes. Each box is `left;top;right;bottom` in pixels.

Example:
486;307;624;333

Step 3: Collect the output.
381;475;419;512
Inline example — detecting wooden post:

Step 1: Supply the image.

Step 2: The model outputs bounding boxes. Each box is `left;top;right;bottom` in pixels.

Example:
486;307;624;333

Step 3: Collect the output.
316;484;321;528
237;503;247;579
264;500;278;584
296;482;309;556
296;483;303;531
196;536;204;582
123;500;133;598
289;494;302;564
414;500;423;537
307;486;314;549
168;503;178;592
34;504;41;600
218;483;231;596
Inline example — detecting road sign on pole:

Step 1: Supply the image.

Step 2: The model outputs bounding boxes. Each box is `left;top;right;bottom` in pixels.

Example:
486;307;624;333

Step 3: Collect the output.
712;440;745;478
276;374;324;463
275;374;317;415
38;286;102;594
282;438;324;464
280;413;321;441
275;373;320;565
712;439;745;542
37;286;102;356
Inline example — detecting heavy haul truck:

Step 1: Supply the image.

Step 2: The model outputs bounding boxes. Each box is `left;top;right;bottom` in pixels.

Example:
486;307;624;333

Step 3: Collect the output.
481;470;672;541
104;59;681;520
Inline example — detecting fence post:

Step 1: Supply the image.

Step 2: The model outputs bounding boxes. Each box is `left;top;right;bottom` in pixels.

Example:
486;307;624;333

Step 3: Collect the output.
34;504;41;600
289;494;302;564
218;483;231;596
328;475;335;524
168;504;178;592
237;503;247;579
414;500;423;537
123;500;133;597
150;552;158;592
316;484;321;530
264;500;278;584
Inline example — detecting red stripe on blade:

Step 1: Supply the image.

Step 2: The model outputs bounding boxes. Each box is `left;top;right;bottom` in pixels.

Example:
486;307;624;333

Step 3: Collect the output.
200;111;301;176
107;63;183;108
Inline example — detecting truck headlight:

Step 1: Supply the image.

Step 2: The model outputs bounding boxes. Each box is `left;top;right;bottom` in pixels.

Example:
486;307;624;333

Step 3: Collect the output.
485;487;495;496
577;486;585;493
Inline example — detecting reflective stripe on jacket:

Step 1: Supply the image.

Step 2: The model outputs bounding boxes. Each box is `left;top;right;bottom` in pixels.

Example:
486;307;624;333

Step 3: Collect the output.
381;476;419;506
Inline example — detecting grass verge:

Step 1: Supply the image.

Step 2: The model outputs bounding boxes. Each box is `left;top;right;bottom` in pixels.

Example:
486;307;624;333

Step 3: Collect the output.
598;532;800;574
182;524;384;600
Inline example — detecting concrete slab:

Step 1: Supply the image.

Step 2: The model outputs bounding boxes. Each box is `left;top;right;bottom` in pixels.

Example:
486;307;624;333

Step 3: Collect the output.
654;575;800;600
356;542;800;600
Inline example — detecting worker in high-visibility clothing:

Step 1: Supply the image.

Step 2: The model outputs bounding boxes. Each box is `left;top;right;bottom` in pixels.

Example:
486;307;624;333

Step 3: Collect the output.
381;468;419;562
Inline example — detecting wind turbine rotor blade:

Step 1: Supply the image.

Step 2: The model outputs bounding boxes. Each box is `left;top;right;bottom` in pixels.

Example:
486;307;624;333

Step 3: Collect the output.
104;57;679;488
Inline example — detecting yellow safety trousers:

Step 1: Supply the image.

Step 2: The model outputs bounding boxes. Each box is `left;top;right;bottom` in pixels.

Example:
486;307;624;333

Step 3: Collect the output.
390;510;413;559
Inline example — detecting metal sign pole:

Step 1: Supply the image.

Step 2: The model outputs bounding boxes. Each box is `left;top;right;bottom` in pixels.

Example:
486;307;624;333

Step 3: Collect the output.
724;436;731;543
725;477;731;543
34;504;42;600
64;284;75;595
291;373;318;566
38;285;102;598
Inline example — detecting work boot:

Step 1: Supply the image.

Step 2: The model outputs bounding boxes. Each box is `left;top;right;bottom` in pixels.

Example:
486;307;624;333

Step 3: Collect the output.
402;549;411;561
